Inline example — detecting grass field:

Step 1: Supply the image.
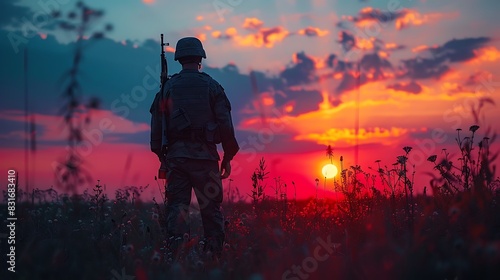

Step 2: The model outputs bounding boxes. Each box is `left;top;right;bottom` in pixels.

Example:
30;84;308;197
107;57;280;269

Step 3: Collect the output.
2;176;500;280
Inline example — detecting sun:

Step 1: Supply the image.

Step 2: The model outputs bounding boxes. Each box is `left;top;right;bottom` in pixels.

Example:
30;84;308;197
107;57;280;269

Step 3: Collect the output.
322;163;338;179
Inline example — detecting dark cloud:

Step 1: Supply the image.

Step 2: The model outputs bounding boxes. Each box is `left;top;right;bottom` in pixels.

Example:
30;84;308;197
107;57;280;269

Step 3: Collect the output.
336;73;364;94
338;7;408;28
338;31;355;52
297;27;328;37
430;37;491;62
274;88;322;116
400;56;449;80
280;52;316;86
326;54;356;72
400;37;491;80
387;81;422;94
360;52;392;79
354;7;407;24
261;26;288;45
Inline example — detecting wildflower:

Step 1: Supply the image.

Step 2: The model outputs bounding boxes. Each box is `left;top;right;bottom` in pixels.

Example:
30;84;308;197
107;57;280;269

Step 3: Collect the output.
403;146;412;154
427;155;437;163
397;155;407;164
469;125;479;133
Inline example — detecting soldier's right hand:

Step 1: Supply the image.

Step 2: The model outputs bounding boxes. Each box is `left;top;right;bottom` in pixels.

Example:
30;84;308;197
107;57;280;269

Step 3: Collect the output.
220;159;231;179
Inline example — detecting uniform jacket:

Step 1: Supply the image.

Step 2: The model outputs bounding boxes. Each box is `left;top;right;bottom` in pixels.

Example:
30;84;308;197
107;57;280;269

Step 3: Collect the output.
150;69;239;162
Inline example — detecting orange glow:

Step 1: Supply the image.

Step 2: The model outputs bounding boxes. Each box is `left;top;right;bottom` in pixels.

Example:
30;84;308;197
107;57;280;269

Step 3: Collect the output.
378;51;389;58
196;15;204;21
165;46;175;53
411;45;430;53
356;37;375;50
284;104;294;113
142;0;155;4
203;25;212;31
395;10;447;30
261;94;275;106
385;43;398;49
441;82;462;91
39;33;47;39
211;30;221;38
469;47;500;63
234;26;289;48
226;27;238;36
297;27;329;37
198;33;207;42
294;127;410;146
243;17;264;30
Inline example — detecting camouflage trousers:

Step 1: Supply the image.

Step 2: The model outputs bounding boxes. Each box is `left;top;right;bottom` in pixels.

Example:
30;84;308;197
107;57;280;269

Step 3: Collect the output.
165;157;224;254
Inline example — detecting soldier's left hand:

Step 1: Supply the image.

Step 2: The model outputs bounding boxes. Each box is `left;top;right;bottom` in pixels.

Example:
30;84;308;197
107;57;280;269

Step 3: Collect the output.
220;159;231;179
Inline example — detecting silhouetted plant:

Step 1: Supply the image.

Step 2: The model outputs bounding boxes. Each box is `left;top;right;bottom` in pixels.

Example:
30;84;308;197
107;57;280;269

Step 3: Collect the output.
51;2;112;193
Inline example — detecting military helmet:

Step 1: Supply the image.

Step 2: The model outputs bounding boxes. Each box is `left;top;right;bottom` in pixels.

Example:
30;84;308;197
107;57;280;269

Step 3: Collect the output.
174;37;206;61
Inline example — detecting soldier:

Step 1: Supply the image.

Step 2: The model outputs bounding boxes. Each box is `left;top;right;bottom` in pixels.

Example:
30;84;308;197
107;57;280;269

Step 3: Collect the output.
150;37;239;257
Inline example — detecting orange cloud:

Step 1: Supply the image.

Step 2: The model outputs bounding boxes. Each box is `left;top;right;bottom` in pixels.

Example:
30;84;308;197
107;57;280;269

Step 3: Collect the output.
294;127;411;146
232;26;289;48
470;46;500;63
411;45;431;53
297;27;329;37
142;0;155;4
395;10;448;30
356;37;375;50
243;17;264;30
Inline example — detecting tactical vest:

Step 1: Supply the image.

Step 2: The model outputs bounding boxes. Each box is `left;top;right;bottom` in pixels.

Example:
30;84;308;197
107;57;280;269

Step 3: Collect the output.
165;72;215;142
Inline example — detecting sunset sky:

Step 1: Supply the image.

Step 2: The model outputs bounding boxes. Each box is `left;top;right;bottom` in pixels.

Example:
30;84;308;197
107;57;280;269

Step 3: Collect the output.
1;0;499;200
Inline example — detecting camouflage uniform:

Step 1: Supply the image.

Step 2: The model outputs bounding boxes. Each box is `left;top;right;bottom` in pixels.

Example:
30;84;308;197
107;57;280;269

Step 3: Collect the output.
150;37;239;255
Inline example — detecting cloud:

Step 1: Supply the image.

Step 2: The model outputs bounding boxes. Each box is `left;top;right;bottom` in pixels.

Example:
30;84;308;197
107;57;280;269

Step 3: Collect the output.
339;7;452;30
400;37;492;80
341;7;406;27
280;52;316;86
469;46;500;63
432;37;491;62
297;26;329;37
360;52;392;79
338;31;356;52
0;109;149;144
387;81;422;94
212;25;289;48
294;126;411;146
395;10;452;30
212;18;330;48
243;17;264;30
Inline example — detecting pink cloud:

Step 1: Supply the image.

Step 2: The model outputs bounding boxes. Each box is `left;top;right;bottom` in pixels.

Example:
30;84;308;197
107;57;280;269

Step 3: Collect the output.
0;109;149;142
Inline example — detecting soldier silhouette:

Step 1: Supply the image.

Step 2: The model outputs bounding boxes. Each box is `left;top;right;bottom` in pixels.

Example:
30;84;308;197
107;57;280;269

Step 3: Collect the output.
150;37;239;257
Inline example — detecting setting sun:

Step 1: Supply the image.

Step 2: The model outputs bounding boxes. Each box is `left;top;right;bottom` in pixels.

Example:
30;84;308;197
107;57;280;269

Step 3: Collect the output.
321;163;338;179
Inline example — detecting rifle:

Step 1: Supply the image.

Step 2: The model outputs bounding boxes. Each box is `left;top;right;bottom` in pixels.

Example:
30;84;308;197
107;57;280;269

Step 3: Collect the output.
158;34;169;179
